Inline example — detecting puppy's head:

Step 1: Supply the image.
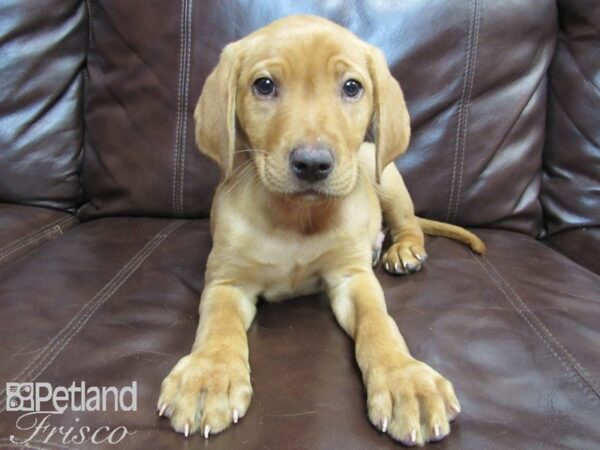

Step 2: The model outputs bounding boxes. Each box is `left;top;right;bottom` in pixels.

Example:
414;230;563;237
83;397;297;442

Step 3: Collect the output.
195;15;410;200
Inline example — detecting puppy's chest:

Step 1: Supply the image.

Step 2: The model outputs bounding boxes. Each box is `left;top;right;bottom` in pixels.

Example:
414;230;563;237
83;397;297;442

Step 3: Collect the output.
239;231;335;301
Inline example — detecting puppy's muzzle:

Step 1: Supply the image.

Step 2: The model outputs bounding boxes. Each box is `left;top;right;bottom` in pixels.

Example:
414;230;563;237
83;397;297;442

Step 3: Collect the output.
289;146;334;182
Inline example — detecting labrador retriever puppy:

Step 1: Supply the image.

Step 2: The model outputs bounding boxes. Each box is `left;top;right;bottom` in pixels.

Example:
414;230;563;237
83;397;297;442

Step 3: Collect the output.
158;15;485;446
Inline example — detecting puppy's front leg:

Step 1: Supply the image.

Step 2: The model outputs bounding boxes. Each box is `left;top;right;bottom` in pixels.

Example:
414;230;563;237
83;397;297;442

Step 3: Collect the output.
158;284;256;438
378;163;427;274
328;271;460;446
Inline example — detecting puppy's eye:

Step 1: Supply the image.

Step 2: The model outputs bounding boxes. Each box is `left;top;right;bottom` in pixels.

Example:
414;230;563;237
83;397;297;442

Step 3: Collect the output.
342;79;363;99
253;77;277;97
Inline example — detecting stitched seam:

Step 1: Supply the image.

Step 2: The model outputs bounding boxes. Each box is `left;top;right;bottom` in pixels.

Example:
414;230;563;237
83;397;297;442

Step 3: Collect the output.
0;444;45;450
471;253;600;402
483;255;600;396
0;220;185;412
446;2;474;222
172;0;185;216
0;439;76;450
0;243;49;276
451;0;480;222
0;216;68;255
0;228;60;264
447;0;480;223
0;216;77;264
171;0;186;217
0;220;183;410
85;0;94;49
178;0;193;216
0;218;75;276
473;255;593;396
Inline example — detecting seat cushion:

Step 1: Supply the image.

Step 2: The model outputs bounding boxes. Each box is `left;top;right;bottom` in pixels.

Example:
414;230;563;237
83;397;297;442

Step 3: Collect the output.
544;227;600;276
0;203;77;270
0;220;598;449
0;0;87;209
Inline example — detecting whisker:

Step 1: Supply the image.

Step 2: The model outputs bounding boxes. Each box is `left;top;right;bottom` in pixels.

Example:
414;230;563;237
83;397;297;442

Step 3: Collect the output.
219;160;255;198
232;148;269;156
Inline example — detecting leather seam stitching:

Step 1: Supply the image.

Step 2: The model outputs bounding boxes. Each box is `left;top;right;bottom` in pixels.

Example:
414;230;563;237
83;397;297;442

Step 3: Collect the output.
0;216;68;255
0;220;185;412
0;438;76;450
178;0;193;216
0;216;77;263
452;0;480;222
447;0;481;223
483;255;600;397
172;0;186;217
472;253;600;402
85;0;94;49
0;444;45;450
0;227;61;264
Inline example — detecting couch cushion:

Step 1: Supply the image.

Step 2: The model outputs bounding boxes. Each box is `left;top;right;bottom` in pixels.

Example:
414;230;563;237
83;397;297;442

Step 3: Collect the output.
0;0;87;210
0;220;598;449
0;203;77;270
544;227;600;275
81;0;556;237
540;0;600;236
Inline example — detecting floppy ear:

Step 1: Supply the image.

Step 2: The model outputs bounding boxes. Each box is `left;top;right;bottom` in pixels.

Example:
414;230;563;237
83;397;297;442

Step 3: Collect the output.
194;43;241;179
367;47;411;183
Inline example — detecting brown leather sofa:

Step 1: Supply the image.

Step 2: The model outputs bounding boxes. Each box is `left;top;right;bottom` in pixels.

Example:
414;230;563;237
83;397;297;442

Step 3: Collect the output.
1;1;599;449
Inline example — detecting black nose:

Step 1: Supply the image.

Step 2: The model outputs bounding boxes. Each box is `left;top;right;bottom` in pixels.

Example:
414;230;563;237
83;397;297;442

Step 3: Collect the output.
289;147;334;182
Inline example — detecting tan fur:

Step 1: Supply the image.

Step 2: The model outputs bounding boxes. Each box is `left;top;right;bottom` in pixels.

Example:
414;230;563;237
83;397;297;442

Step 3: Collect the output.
418;217;486;254
158;15;481;445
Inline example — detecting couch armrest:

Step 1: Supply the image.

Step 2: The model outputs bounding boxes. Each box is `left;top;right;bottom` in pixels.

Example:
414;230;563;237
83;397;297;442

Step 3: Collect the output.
543;227;600;275
540;0;600;235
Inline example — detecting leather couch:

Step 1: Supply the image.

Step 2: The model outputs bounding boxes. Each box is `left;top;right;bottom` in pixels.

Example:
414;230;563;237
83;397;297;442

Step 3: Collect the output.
1;1;598;449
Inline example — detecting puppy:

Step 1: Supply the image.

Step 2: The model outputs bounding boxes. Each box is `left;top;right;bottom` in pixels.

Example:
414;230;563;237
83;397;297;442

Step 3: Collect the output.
158;15;485;446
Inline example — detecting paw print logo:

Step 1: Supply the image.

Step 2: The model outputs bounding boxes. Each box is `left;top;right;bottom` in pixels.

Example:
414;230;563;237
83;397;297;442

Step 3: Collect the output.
5;383;34;412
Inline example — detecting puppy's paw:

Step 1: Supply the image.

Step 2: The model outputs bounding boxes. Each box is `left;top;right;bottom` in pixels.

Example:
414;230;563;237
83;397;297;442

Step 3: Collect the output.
366;359;460;446
158;352;252;438
382;242;427;275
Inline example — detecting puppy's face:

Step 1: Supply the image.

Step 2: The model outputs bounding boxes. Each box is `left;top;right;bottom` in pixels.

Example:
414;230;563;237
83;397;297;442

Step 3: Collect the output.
195;16;411;200
235;25;374;199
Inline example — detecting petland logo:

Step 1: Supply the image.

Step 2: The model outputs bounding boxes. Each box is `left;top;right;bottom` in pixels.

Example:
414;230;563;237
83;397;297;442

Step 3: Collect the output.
6;381;137;446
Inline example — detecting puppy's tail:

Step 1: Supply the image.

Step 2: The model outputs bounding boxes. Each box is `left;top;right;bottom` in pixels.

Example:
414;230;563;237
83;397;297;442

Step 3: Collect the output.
416;217;486;255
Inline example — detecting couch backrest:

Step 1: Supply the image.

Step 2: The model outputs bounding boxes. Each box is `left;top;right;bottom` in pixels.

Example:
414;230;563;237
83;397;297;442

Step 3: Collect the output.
80;1;557;236
0;0;87;210
540;0;600;236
